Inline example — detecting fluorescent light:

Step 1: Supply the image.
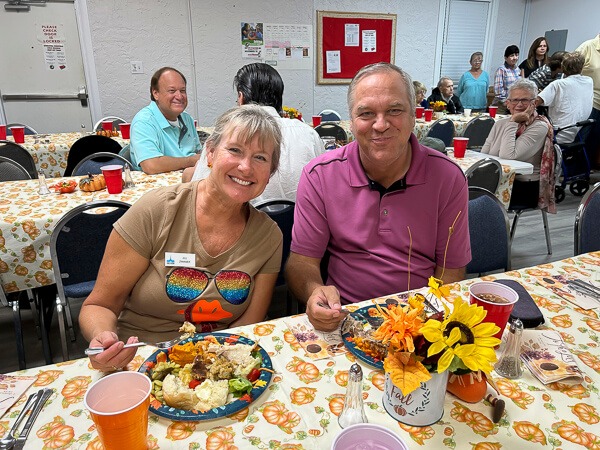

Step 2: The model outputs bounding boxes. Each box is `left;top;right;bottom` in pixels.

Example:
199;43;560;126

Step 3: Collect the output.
4;3;30;10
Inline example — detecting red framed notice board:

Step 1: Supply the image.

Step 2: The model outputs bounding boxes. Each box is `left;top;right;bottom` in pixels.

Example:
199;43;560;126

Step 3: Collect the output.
317;11;396;85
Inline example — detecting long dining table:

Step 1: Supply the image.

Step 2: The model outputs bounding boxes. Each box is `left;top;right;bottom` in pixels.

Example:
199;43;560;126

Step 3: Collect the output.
3;133;129;177
0;171;181;294
3;253;600;449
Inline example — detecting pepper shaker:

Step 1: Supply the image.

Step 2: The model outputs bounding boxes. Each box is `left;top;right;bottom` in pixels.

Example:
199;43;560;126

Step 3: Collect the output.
37;170;51;195
495;319;524;379
338;363;368;428
81;123;86;137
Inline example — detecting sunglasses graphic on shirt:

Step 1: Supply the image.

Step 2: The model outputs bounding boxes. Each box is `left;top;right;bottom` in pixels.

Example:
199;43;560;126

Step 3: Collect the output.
165;267;251;305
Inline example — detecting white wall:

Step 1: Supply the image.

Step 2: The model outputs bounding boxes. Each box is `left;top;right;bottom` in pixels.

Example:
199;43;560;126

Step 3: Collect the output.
525;0;599;53
84;0;527;126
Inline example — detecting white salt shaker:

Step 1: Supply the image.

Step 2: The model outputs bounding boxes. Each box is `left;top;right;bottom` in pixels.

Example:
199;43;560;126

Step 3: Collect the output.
338;363;368;428
38;171;51;195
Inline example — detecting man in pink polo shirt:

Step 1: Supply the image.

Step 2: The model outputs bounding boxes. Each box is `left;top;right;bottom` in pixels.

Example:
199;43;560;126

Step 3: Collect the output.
286;63;471;331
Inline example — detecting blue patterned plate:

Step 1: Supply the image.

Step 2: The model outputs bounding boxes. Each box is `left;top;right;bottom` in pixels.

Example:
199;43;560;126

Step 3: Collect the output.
138;332;273;421
341;304;389;370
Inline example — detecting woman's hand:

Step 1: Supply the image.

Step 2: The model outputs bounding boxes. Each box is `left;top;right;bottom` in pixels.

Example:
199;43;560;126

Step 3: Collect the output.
87;332;139;372
510;102;536;124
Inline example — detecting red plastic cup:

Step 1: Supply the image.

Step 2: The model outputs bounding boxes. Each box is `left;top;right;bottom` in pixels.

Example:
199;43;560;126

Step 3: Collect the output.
102;121;113;131
101;165;123;194
469;281;519;340
10;126;25;144
194;120;198;128
453;137;469;158
84;371;151;450
119;123;131;140
0;125;6;140
424;109;433;122
488;106;498;118
312;115;322;127
416;107;424;119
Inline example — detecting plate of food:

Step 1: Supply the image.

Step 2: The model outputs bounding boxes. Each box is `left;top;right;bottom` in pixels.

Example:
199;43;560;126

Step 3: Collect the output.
340;304;390;370
138;332;273;420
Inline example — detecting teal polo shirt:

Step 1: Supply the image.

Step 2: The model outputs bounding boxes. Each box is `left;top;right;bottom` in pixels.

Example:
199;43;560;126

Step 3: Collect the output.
130;101;202;170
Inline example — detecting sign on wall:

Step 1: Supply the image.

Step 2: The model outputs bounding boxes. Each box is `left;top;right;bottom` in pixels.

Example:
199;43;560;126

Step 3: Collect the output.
263;23;312;70
241;22;264;59
37;24;68;70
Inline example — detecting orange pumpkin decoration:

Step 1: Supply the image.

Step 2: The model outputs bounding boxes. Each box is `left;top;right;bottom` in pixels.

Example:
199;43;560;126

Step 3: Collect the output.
34;370;63;387
470;443;502;450
206;427;237;450
585;318;600;332
450;401;469;422
548;382;589;399
397;424;435;445
286;357;303;373
262;402;289;425
464;411;495;436
227;407;249;422
553;420;591;447
166;421;196;441
570;403;600;424
576;352;600;371
328;395;345;416
79;173;106;191
308;429;321;437
290;387;317;405
280;411;301;429
550;314;573;328
36;419;64;440
61;376;91;407
514;391;535;409
244;425;254;434
44;424;75;449
85;437;104;450
253;323;275;336
447;372;487;403
496;379;522;399
512;421;546;444
444;427;453;436
370;371;385;391
295;362;321;383
334;370;349;387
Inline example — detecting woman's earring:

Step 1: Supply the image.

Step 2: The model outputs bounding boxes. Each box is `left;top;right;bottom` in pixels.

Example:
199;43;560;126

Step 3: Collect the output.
207;162;213;169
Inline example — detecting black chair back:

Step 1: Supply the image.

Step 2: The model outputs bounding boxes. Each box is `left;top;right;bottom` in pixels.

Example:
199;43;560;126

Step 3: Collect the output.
64;135;123;176
425;119;455;146
318;109;342;122
314;123;348;144
72;151;131;176
464;158;503;194
463;115;495;148
0;140;38;178
575;182;600;255
0;156;31;181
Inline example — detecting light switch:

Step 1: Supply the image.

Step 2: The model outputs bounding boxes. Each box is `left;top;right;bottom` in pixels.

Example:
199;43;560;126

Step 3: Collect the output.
130;61;144;74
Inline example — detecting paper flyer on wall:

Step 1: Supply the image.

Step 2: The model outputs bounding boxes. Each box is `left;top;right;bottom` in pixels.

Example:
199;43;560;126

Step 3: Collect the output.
263;23;312;70
241;22;264;59
37;24;68;70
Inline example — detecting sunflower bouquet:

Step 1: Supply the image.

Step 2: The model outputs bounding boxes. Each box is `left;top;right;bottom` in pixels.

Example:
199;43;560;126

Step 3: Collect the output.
430;101;447;112
282;107;302;120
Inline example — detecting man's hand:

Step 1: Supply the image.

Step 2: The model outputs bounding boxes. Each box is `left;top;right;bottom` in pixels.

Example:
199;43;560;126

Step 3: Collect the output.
306;285;347;331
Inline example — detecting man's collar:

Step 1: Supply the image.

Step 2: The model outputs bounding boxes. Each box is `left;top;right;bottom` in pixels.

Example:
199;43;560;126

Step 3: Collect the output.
148;101;174;130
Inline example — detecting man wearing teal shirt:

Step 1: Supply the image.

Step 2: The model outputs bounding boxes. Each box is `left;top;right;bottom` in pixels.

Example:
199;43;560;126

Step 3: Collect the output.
130;67;202;174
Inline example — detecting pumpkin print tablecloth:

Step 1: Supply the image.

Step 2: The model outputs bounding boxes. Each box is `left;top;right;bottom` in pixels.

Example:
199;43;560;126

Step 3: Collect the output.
3;253;600;449
5;133;129;177
0;171;182;293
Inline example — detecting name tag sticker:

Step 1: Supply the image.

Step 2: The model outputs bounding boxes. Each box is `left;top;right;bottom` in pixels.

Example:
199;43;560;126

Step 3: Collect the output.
165;252;196;267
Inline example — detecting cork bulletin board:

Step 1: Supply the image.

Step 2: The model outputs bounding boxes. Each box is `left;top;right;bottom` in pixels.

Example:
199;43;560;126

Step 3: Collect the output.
317;10;397;84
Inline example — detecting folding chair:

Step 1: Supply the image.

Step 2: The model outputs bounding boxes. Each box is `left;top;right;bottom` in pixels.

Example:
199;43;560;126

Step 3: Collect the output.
464;158;503;195
425;118;455;147
0;140;38;178
574;182;600;255
72;151;131;176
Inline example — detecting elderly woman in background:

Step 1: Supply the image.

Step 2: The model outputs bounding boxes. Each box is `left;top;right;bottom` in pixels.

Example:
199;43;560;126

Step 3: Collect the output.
413;81;428;108
520;37;549;78
457;52;490;111
482;79;555;211
79;104;284;372
492;45;521;114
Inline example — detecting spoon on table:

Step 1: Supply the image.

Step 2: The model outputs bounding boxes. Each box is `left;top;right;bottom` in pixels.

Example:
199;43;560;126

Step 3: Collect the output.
0;392;38;450
84;336;182;356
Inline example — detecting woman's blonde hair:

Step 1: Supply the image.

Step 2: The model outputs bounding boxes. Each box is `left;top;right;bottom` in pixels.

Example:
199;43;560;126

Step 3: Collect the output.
206;104;282;175
413;80;427;94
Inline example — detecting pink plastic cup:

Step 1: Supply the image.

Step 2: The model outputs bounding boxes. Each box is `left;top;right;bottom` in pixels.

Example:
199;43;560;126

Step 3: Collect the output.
84;371;151;450
101;165;123;194
416;107;424;119
0;125;6;140
488;106;498;118
102;120;114;131
119;123;131;140
424;109;433;122
332;423;409;450
312;115;322;127
469;281;519;340
10;126;25;144
453;137;469;158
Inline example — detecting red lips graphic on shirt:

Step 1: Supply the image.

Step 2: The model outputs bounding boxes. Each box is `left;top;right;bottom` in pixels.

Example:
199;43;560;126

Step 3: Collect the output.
177;299;233;323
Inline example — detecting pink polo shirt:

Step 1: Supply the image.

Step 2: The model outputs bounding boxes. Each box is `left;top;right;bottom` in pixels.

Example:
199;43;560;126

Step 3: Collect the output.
291;134;471;304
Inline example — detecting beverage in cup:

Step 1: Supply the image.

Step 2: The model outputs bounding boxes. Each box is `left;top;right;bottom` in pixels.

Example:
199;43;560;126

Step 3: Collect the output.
102;120;114;131
416;107;424;119
424;109;433;122
312;115;322;127
119;123;131;140
101;165;123;194
453;137;469;158
0;125;6;140
469;281;519;340
10;126;25;144
84;371;151;450
489;106;498;118
464;108;472;118
332;423;409;450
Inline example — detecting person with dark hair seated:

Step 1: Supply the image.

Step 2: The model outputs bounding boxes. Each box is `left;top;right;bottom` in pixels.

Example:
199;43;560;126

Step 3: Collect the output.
482;79;555;212
492;45;521;114
184;63;324;205
529;51;568;91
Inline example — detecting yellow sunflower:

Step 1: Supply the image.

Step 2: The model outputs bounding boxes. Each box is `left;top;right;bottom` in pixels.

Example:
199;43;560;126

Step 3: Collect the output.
420;297;501;374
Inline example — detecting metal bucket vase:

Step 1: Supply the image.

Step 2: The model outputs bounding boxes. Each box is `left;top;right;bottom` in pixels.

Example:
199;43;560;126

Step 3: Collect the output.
382;371;449;426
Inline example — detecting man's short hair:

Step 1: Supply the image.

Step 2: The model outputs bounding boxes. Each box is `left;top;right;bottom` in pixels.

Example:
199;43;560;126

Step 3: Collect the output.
150;67;187;102
508;78;537;99
234;63;284;113
560;52;584;76
205;104;282;175
549;51;568;71
437;77;452;89
504;45;520;58
347;62;415;116
413;81;427;94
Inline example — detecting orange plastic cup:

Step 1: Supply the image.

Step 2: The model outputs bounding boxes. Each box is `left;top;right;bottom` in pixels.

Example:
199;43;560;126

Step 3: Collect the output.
102;120;114;131
84;371;151;450
424;109;433;122
415;107;424;119
453;137;469;158
10;126;25;144
119;123;131;140
488;106;498;118
101;165;123;194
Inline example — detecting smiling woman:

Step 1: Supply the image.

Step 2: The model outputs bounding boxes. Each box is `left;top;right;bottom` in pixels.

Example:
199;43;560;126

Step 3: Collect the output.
79;105;284;373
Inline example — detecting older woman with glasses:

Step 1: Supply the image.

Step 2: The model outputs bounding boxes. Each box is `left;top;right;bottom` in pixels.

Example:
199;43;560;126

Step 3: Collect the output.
456;52;490;111
482;78;555;211
79;104;284;372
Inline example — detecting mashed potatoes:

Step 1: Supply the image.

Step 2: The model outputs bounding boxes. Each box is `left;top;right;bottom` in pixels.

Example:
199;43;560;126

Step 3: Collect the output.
162;374;229;411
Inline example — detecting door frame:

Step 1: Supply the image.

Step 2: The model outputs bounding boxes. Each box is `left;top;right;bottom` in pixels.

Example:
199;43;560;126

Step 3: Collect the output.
74;0;101;126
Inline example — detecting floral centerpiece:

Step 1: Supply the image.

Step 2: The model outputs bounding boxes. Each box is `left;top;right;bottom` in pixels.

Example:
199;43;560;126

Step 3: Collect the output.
282;107;302;120
430;101;447;112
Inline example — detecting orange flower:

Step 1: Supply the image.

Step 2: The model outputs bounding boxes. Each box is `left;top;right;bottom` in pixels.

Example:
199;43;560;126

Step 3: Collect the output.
373;303;423;352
